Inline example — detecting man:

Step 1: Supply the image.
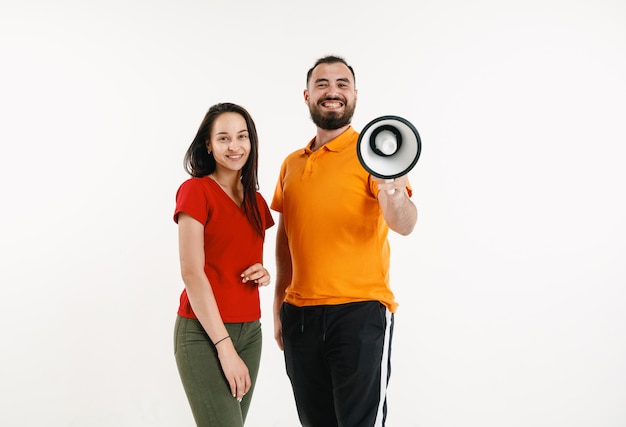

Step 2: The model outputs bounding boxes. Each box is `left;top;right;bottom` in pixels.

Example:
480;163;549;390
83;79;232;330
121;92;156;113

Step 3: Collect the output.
271;55;417;427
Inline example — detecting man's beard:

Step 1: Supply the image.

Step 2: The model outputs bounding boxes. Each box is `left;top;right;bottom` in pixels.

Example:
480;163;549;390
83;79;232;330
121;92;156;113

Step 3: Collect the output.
309;101;356;130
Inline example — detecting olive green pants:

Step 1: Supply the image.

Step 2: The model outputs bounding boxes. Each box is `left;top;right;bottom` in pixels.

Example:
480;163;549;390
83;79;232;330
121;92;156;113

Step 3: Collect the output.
174;316;262;427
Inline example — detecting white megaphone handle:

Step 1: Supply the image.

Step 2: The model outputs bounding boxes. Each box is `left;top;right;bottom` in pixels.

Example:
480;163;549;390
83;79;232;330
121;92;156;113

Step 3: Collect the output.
385;179;395;195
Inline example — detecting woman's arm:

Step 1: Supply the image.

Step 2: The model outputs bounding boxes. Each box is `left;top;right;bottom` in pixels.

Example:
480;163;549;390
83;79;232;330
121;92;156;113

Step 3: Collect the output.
177;213;251;401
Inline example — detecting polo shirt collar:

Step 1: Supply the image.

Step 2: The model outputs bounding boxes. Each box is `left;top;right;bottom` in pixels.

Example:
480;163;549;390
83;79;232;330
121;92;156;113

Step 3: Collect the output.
304;126;357;154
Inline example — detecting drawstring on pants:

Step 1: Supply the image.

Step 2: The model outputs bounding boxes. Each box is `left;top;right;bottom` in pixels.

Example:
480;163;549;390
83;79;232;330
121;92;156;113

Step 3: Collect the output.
299;307;329;341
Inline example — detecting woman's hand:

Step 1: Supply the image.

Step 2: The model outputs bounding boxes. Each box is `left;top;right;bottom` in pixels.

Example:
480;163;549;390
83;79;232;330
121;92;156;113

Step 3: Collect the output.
216;341;251;402
241;263;271;287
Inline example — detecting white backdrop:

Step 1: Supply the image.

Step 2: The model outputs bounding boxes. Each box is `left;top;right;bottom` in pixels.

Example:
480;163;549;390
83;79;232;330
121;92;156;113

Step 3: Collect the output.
1;0;625;426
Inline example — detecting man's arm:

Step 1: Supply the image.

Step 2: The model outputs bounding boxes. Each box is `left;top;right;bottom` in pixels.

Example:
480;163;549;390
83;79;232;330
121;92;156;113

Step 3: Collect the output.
375;174;418;235
273;214;292;350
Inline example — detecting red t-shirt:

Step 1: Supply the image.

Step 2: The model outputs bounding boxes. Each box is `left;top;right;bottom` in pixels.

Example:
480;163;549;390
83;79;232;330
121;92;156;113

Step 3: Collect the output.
174;176;274;322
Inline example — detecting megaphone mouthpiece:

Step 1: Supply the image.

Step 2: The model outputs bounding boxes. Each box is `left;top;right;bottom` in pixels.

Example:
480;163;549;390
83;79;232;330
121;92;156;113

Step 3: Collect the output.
374;129;399;156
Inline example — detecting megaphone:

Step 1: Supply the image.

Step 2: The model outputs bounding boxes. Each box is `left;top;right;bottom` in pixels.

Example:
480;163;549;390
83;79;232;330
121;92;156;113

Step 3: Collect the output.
357;115;421;193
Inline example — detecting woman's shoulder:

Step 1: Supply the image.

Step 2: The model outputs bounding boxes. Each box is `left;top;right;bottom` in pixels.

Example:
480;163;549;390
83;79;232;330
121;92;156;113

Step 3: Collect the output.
176;176;220;202
254;189;271;203
178;175;214;191
181;175;211;186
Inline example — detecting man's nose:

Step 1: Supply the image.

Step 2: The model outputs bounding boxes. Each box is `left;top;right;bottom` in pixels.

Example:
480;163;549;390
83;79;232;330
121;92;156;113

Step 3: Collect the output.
325;86;339;97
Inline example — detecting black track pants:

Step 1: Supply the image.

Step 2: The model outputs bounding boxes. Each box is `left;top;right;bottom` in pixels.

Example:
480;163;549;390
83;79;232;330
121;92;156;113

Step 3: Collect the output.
281;301;394;427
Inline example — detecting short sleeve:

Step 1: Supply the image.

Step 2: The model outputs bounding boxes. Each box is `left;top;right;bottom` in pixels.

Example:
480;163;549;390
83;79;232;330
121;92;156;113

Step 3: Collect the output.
173;178;211;225
257;194;275;230
270;162;287;213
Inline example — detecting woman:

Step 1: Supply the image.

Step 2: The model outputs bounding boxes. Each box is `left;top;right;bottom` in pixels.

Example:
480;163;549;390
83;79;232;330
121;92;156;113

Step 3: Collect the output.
173;103;274;426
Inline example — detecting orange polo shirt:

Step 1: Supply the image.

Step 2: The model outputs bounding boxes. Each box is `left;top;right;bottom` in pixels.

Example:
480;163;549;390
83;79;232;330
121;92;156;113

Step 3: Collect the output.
272;127;408;313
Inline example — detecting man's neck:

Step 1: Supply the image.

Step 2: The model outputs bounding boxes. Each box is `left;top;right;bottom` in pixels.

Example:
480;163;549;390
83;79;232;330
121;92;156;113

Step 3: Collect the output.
310;124;351;151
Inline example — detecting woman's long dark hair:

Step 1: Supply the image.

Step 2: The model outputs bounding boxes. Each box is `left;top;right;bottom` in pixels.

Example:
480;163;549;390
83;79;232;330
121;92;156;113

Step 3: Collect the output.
183;103;264;237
